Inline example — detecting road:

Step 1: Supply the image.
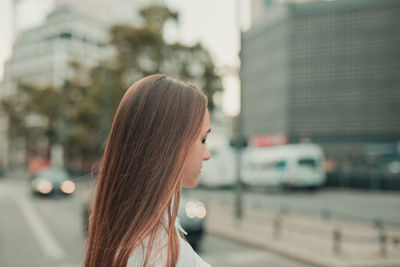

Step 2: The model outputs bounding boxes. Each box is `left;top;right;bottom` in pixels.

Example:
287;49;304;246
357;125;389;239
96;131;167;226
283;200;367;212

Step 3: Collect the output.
0;174;316;267
186;186;400;227
200;235;312;267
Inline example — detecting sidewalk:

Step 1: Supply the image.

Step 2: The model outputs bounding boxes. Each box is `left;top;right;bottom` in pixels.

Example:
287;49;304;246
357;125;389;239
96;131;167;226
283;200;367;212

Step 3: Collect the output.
1;168;29;181
205;203;400;267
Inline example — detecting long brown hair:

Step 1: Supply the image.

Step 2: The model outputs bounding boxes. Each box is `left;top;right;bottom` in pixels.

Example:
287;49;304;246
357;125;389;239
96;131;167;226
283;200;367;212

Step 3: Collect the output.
84;74;207;267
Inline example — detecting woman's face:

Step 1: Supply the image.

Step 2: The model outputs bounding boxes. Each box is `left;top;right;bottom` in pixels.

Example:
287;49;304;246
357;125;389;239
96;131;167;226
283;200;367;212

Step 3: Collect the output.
182;109;211;188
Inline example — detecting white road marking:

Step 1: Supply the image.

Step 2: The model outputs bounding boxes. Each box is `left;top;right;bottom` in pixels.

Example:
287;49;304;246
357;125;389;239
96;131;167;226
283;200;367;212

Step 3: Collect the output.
0;186;66;261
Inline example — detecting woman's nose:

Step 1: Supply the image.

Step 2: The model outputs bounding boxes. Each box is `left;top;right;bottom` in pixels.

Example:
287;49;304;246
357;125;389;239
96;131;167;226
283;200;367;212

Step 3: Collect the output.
203;149;210;161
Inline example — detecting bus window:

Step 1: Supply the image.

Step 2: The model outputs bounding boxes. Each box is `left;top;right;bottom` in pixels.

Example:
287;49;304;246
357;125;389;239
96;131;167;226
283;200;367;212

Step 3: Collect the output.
298;158;317;168
276;161;286;170
254;160;286;170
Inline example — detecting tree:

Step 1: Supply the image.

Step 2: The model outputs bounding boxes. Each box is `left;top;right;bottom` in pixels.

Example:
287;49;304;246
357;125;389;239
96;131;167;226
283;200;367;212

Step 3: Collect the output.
1;83;66;164
64;4;222;167
108;4;221;110
1;4;222;172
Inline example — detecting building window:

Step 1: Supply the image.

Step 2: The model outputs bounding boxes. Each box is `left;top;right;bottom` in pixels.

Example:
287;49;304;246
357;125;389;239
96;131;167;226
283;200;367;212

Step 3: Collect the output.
60;32;72;39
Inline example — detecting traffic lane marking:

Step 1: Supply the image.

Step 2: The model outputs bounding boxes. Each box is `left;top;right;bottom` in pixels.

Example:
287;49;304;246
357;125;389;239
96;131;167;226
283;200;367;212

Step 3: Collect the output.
0;198;47;267
0;186;66;261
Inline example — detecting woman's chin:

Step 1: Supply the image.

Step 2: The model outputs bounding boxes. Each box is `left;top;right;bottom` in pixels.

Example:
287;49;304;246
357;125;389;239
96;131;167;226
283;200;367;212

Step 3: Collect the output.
182;178;199;188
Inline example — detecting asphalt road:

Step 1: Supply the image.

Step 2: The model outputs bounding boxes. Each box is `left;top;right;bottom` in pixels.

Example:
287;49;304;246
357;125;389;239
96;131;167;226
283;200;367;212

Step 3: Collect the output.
0;175;317;267
186;186;400;227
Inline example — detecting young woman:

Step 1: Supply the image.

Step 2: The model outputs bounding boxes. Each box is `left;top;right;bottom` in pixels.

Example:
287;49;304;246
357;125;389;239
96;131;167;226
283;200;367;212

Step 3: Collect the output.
84;74;212;267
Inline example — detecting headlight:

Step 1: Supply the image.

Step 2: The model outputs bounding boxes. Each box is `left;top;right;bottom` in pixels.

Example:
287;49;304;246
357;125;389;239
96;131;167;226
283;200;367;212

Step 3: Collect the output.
185;201;206;219
36;181;53;194
61;180;75;194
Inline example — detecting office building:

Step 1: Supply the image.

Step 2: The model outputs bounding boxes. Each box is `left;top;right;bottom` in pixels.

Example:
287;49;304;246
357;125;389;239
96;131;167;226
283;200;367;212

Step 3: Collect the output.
241;0;400;172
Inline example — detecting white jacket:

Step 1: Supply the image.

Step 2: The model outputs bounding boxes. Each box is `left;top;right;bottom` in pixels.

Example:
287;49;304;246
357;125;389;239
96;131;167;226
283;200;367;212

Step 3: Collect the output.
127;217;211;267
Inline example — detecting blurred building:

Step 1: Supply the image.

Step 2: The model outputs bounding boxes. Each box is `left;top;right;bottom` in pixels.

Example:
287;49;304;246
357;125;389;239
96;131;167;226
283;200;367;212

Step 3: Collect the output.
241;0;400;175
251;0;332;26
53;0;153;25
0;0;163;168
1;7;111;96
0;7;112;167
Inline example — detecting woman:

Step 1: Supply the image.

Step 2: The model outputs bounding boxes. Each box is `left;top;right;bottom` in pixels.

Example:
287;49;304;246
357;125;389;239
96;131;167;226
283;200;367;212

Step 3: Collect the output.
84;74;212;267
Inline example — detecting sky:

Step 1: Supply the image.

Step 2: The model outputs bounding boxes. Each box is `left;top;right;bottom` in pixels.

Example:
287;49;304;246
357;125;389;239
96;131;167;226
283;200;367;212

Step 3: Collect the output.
0;0;251;116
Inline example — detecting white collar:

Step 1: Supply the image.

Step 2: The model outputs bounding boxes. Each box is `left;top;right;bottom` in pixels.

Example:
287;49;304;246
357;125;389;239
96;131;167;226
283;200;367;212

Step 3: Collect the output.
161;209;187;236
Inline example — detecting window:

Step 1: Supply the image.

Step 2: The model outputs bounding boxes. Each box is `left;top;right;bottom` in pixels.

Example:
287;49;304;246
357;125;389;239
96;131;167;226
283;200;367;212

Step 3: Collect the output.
60;32;72;39
298;158;317;168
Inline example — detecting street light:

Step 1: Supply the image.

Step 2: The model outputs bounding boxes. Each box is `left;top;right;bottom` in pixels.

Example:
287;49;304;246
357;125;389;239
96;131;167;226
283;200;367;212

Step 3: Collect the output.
233;0;244;220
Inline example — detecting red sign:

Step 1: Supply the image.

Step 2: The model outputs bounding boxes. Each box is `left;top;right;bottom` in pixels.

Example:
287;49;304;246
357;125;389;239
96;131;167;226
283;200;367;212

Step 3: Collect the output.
251;134;289;147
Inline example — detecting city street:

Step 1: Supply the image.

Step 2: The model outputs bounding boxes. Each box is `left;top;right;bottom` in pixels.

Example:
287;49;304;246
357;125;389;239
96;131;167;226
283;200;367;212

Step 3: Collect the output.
0;174;316;267
1;0;399;266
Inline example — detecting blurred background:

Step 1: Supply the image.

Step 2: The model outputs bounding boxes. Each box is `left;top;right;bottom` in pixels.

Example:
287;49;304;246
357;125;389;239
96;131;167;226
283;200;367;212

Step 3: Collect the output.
0;0;399;267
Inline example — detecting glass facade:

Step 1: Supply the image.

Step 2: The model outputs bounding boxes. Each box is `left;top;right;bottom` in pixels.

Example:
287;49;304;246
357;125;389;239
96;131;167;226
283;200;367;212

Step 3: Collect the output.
241;0;400;168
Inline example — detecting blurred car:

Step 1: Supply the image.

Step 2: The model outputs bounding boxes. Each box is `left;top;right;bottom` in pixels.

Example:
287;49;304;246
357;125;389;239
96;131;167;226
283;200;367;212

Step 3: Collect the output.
83;189;206;250
177;194;206;250
31;167;76;196
28;157;51;179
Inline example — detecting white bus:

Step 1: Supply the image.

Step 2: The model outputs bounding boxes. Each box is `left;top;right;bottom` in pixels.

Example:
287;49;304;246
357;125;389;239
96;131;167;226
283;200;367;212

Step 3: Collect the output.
242;143;326;189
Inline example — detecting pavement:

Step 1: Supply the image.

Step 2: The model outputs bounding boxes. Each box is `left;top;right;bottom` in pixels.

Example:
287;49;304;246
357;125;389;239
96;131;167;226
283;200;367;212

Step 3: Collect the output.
205;203;400;267
2;168;28;181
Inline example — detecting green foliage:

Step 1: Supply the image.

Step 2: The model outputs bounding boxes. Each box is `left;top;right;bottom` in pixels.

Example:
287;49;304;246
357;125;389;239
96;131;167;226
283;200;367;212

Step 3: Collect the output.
140;4;178;33
108;4;221;110
1;94;29;139
1;4;222;168
1;83;64;143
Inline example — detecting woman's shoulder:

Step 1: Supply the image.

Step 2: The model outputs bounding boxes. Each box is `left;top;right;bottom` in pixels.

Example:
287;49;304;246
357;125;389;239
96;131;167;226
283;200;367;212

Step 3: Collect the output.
127;239;211;267
127;225;168;267
175;217;211;266
127;219;211;267
176;238;211;267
